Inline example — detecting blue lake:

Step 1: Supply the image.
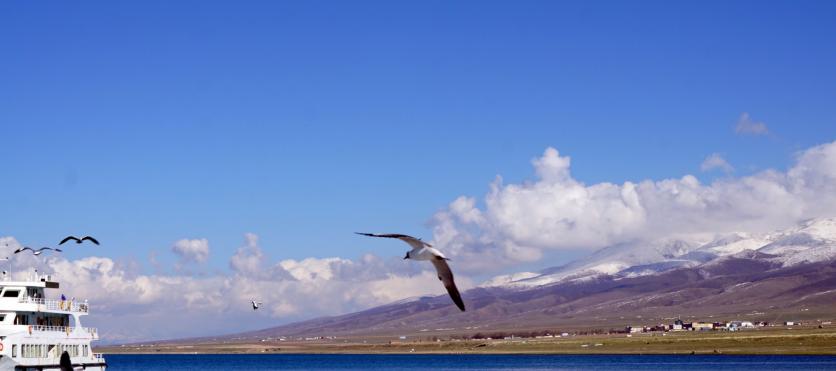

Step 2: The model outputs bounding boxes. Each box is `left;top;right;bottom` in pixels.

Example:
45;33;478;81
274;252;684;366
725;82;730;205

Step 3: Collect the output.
105;354;836;370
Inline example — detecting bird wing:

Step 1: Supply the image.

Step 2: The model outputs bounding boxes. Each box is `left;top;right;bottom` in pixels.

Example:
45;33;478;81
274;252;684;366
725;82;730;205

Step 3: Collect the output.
81;236;100;245
355;232;431;250
59;236;80;245
430;257;465;311
15;247;33;253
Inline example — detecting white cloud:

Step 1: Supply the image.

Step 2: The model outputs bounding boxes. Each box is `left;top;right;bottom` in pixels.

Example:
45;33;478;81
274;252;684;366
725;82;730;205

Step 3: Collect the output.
0;233;467;343
431;141;836;272
735;112;769;135
3;141;833;343
229;233;266;275
700;153;734;173
171;238;209;264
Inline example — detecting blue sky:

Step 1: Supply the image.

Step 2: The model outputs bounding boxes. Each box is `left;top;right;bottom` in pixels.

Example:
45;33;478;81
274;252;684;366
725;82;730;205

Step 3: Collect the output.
2;0;835;274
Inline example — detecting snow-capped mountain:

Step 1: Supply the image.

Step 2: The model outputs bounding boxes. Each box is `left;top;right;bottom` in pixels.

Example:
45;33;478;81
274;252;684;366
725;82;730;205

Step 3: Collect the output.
185;218;836;342
485;217;836;288
484;238;704;288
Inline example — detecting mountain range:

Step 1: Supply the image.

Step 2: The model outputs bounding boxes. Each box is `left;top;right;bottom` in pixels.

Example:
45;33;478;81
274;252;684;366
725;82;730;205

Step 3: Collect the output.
232;218;836;340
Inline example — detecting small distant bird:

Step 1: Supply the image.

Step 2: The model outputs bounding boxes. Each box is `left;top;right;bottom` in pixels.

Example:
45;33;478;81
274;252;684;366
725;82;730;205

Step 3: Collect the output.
355;232;465;311
251;299;262;310
14;247;62;256
59;236;99;245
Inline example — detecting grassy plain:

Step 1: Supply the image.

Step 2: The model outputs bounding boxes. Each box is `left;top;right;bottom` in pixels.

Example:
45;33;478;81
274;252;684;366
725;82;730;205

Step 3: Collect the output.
98;326;836;355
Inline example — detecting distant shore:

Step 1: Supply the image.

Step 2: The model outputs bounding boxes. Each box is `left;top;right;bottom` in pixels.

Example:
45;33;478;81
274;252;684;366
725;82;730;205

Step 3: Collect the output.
98;326;836;355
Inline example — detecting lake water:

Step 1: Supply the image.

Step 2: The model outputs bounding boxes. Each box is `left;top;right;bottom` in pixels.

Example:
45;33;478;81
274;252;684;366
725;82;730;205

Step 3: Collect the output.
105;354;836;370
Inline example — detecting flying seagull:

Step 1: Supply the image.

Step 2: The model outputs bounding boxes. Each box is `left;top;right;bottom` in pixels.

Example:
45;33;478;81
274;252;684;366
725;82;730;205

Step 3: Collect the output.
59;236;99;245
14;247;62;256
251;299;262;310
355;232;465;311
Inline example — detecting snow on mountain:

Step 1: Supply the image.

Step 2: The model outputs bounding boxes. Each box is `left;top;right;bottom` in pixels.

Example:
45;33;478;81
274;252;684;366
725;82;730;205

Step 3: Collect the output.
761;218;836;266
488;238;705;288
479;271;540;287
794;218;836;240
617;260;699;278
484;217;836;289
696;232;770;255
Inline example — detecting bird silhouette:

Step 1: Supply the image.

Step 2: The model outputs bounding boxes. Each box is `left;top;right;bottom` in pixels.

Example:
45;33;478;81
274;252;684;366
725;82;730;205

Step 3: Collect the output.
59;235;99;245
14;247;62;256
251;299;262;310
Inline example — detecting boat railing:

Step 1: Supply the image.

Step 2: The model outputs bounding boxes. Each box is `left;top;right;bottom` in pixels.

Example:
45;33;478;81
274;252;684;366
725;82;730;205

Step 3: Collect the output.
18;297;89;313
28;325;98;336
29;325;70;333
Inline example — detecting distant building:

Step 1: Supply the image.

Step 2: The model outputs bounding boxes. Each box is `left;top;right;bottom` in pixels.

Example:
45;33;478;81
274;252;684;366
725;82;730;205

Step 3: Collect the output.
691;322;714;331
627;326;643;333
649;325;667;332
725;321;754;330
671;320;684;331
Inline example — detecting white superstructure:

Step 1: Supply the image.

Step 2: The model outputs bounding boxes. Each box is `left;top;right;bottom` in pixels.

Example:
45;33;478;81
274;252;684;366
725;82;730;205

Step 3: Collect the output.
0;270;105;370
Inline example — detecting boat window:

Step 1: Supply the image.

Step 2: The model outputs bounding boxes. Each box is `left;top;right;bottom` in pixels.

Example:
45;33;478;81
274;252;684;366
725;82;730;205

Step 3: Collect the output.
2;289;19;298
11;344;17;358
0;315;5;322
14;314;30;325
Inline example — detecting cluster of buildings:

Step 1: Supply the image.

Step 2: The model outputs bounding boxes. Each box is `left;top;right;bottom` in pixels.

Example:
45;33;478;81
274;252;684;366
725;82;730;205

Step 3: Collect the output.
626;319;784;333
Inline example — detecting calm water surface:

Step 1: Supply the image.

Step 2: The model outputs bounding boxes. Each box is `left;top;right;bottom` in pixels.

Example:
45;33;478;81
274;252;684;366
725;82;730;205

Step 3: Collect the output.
105;354;836;370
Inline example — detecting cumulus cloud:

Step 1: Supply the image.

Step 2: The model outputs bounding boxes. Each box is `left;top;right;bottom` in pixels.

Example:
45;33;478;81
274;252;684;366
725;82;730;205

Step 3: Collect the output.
229;233;267;275
431;141;836;272
171;238;209;264
735;112;769;135
700;153;734;173
0;233;466;342
5;141;833;343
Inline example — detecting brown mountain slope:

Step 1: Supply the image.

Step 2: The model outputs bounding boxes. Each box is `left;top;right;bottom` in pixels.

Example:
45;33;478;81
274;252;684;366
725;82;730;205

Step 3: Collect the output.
232;258;835;339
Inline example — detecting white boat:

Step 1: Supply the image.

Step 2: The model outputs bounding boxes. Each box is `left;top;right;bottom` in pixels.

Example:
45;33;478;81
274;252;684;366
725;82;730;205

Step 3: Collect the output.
0;269;105;370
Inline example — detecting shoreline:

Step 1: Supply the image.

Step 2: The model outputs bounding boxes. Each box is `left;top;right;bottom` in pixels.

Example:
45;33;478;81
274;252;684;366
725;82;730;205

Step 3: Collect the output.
97;327;836;356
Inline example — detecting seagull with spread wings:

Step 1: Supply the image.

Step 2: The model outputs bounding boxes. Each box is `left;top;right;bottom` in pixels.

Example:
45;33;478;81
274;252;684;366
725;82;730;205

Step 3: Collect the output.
59;235;100;245
355;232;465;311
251;299;262;310
14;247;62;256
